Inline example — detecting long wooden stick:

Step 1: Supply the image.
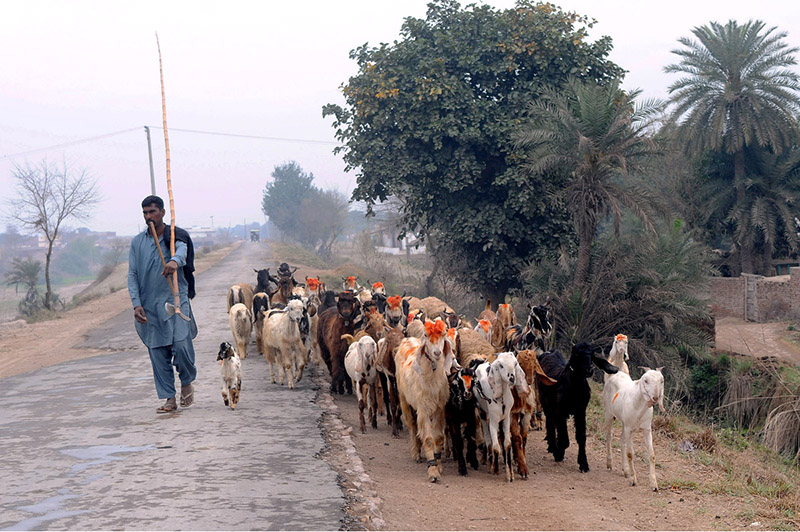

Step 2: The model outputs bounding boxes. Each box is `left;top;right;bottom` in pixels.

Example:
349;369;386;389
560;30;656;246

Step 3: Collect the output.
156;33;190;322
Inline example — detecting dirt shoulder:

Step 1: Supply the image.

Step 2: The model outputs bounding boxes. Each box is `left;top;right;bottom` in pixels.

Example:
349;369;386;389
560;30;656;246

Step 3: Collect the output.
0;242;240;380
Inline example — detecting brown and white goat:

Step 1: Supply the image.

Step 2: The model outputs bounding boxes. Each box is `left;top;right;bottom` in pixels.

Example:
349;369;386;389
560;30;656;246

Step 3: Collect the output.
227;283;255;315
395;319;456;482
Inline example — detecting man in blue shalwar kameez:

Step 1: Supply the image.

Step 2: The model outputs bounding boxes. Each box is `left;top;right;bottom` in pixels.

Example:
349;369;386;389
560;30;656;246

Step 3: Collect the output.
128;195;198;413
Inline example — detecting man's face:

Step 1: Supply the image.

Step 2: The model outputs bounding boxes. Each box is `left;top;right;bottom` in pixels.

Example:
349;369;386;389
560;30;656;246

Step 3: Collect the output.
142;203;166;228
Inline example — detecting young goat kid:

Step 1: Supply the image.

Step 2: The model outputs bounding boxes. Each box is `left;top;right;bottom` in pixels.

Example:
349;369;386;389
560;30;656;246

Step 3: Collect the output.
217;342;242;410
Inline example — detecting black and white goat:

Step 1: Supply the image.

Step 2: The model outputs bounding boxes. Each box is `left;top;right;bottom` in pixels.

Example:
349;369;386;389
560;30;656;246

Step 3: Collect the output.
445;366;479;476
536;342;618;472
217;342;242;410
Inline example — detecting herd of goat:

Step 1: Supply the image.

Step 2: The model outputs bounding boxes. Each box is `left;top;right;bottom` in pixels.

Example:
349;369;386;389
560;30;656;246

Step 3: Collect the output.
220;264;666;489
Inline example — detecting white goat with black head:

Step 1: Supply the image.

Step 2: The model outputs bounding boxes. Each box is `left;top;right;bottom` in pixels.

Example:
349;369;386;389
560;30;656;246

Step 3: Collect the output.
343;333;380;434
474;351;528;482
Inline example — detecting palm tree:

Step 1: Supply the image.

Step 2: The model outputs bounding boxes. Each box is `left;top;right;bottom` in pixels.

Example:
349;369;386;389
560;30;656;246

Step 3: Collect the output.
665;20;800;273
515;78;663;287
4;256;41;296
703;145;800;274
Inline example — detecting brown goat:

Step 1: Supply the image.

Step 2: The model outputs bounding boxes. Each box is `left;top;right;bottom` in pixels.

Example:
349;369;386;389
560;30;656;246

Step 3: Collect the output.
317;292;362;394
227;283;255;314
377;326;406;438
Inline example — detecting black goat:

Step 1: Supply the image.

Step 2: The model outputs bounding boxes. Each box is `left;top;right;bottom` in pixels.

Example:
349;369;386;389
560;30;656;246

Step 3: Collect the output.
536;342;618;472
445;366;479;476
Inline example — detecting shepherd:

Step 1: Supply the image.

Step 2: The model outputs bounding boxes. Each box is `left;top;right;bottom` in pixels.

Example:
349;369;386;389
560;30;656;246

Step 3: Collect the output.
126;34;198;413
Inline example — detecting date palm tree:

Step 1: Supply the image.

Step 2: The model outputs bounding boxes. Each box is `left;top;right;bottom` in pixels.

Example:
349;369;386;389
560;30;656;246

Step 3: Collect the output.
515;78;663;287
665;19;800;273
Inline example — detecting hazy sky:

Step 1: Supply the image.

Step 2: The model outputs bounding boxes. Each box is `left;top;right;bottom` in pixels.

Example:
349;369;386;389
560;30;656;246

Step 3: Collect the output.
2;0;799;236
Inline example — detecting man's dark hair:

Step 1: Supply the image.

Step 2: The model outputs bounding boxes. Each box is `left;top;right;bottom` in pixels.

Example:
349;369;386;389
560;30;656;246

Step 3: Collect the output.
141;195;164;209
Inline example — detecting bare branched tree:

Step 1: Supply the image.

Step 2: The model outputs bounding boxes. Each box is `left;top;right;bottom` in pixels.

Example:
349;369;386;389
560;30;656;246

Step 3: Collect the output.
4;159;99;310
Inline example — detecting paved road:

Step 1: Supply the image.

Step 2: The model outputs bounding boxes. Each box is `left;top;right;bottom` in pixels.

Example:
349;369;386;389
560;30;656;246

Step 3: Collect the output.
0;242;345;531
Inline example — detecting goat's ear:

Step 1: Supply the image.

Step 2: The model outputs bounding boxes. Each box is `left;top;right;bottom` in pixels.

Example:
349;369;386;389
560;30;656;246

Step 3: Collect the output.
639;365;652;372
593;355;619;374
514;363;530;393
656;366;664;373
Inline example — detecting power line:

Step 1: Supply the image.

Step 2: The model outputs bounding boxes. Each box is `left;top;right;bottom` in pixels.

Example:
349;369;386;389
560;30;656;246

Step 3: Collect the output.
0;127;142;160
0;125;340;161
154;126;339;146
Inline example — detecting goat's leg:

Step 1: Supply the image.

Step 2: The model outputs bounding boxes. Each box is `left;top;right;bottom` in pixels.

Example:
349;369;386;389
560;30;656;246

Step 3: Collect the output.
644;426;658;491
448;419;468;476
221;382;229;407
375;377;385;417
230;382;239;410
510;414;528;479
356;380;366;434
478;409;490;465
553;414;569;462
605;412;615;470
488;419;501;475
575;411;589;472
465;407;480;470
502;415;514;482
378;373;392;425
623;425;637;485
544;412;557;455
368;382;378;429
399;398;420;461
419;417;442;482
389;377;403;438
295;350;305;383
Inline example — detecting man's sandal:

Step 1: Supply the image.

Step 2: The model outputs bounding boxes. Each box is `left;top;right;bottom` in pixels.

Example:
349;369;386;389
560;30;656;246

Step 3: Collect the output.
180;384;194;408
156;397;178;413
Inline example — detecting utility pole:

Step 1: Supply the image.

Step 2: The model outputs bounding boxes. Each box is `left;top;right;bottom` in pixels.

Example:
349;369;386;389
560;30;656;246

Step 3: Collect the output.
144;126;156;195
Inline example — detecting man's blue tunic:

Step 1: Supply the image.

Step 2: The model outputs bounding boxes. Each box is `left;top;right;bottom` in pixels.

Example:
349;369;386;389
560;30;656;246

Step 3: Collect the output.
127;229;197;347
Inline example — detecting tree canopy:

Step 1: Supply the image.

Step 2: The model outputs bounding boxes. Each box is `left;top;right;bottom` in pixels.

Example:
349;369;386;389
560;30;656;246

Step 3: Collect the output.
323;0;624;301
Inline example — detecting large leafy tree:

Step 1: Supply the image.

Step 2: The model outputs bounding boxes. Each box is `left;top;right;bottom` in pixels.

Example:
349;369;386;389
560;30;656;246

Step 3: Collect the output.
665;20;800;274
514;78;664;287
262;161;315;240
323;0;624;302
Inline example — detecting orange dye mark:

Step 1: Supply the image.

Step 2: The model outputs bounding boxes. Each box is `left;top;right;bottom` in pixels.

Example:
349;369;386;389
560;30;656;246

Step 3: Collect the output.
387;295;402;309
479;319;491;333
615;334;628;342
346;276;356;286
425;319;447;344
408;312;416;322
612;392;619;403
372;282;384;290
306;278;320;290
462;375;473;388
447;328;457;341
500;304;509;309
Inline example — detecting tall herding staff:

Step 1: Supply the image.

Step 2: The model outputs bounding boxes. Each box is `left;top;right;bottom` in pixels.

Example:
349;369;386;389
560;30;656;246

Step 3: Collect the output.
153;32;190;322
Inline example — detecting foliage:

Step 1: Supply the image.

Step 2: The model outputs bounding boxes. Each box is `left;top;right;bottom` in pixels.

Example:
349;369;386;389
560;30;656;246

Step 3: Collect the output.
261;161;349;260
52;235;98;278
323;0;624;302
4;256;41;294
520;219;713;400
665;19;800;274
3;159;99;310
514;77;665;286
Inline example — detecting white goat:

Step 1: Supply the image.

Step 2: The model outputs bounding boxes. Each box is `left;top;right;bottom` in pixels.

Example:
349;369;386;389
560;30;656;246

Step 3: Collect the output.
344;334;380;434
228;303;253;360
262;299;306;389
603;365;665;490
395;319;456;482
474;352;527;482
217;342;242;410
474;318;493;344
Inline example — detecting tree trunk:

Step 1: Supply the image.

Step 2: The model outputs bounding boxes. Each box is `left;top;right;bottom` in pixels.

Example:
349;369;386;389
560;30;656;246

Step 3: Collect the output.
424;261;440;297
734;150;754;274
44;239;54;310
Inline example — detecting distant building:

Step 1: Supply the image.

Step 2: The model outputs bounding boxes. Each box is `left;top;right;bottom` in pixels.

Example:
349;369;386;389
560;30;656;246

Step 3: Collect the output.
189;226;215;247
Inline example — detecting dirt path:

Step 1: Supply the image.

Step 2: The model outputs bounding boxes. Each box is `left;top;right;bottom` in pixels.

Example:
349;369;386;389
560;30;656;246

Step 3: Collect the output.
2;248;798;530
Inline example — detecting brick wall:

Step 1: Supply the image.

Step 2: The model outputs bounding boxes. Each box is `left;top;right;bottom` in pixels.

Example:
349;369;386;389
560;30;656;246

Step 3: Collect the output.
710;276;745;318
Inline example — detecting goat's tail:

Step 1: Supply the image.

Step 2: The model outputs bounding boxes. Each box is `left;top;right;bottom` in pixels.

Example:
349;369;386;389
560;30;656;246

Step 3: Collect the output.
485;299;492;311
